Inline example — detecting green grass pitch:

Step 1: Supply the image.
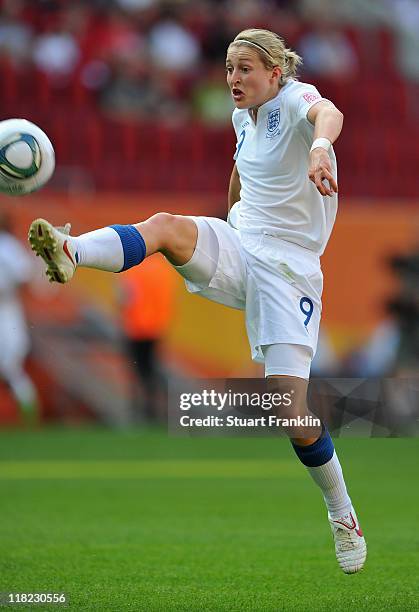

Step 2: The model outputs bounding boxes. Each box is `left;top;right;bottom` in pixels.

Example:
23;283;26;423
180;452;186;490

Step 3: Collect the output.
0;428;418;611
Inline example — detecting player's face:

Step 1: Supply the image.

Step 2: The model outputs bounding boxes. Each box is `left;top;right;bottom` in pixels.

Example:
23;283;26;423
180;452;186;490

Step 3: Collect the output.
226;47;281;110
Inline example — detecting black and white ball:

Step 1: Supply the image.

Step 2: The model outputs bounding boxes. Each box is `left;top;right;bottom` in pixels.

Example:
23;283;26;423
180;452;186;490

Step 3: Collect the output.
0;119;55;196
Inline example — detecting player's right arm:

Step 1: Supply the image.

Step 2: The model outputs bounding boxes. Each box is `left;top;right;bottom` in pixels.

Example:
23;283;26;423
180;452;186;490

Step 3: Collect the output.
228;163;241;215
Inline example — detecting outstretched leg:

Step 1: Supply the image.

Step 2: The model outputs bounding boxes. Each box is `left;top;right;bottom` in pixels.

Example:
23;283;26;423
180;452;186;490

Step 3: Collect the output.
28;213;198;283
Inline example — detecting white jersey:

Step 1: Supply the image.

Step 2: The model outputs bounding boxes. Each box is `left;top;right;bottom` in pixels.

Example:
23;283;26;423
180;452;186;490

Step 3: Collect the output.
231;80;338;255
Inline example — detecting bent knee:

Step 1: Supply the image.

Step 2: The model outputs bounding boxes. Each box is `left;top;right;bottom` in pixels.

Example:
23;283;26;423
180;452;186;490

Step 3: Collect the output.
267;375;308;417
139;212;197;264
147;213;189;237
145;212;176;234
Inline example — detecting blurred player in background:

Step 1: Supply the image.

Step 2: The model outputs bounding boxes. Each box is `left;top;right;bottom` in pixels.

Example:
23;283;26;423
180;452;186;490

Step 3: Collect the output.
28;29;366;573
118;254;176;423
0;212;39;425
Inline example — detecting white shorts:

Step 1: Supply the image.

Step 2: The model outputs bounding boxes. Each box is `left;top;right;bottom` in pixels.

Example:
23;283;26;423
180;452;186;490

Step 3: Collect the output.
173;216;323;375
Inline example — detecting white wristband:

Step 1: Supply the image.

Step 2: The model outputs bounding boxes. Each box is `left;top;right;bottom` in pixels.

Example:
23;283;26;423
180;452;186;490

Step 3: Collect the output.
310;137;331;153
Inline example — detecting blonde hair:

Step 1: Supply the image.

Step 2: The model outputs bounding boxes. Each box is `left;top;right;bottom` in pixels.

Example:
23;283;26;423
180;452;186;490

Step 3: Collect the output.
228;28;302;84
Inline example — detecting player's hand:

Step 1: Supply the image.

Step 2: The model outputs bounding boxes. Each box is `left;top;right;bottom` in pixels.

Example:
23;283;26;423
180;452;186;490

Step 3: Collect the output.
308;148;338;197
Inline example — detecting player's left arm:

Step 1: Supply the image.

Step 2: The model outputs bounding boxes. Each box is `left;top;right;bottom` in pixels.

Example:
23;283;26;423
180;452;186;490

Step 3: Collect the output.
307;100;344;197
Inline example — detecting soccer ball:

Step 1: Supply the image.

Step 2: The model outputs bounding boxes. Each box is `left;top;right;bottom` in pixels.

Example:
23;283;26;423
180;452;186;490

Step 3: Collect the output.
0;119;55;196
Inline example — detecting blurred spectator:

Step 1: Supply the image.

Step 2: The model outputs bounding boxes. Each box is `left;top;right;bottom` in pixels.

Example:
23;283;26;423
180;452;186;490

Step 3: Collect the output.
100;54;187;122
227;0;270;28
115;0;158;11
389;0;419;82
96;6;146;62
384;246;419;432
297;21;359;80
386;248;419;374
0;212;39;425
32;23;80;83
337;0;419;82
148;11;201;72
200;8;234;64
299;0;350;24
80;6;145;93
100;55;159;120
0;0;33;66
118;254;177;423
344;320;400;378
311;328;340;377
343;245;419;379
192;63;233;124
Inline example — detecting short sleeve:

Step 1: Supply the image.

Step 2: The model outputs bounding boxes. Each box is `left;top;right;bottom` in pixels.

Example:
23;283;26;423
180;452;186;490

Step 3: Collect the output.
231;108;242;160
286;83;324;125
231;108;240;137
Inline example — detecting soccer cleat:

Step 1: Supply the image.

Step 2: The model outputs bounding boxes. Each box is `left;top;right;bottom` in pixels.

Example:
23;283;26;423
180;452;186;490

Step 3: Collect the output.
28;218;77;284
329;508;367;574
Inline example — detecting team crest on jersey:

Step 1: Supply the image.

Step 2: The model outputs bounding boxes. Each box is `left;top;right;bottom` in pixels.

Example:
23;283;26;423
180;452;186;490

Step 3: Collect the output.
266;108;280;138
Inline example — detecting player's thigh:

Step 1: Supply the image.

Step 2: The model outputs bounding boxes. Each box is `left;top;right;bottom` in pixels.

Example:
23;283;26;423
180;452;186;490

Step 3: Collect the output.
263;345;320;440
244;235;322;363
263;343;312;380
263;344;310;417
172;216;248;310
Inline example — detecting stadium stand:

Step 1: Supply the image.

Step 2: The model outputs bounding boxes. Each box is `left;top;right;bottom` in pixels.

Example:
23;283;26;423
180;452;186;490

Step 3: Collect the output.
0;0;417;198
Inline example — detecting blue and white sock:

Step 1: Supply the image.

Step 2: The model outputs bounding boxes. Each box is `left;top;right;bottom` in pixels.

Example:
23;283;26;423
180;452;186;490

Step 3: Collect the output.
72;225;146;272
292;428;352;519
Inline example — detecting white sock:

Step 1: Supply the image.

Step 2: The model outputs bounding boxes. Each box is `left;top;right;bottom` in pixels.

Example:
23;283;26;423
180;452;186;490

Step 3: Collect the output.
306;451;352;518
72;227;124;272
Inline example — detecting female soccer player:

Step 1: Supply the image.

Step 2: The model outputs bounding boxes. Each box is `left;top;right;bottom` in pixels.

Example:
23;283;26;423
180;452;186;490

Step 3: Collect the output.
29;28;366;573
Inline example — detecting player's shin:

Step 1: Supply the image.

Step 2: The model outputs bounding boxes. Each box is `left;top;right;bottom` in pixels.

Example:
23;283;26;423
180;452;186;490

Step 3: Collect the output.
74;224;146;272
291;426;352;519
266;374;352;519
